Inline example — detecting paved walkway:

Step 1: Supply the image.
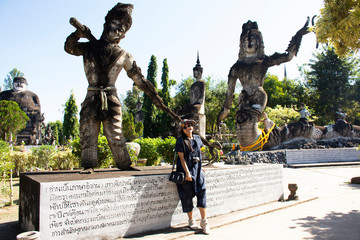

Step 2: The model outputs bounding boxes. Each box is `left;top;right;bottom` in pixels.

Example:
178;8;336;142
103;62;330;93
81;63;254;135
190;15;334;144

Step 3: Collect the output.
122;165;360;240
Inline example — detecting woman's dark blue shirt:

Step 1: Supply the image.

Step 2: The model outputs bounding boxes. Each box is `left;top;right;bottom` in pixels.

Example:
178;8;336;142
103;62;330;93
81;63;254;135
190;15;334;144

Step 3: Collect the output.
175;135;205;192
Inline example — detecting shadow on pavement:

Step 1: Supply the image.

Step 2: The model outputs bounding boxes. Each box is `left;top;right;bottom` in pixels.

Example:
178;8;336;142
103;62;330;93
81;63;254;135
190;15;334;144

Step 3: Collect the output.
124;226;194;239
294;210;360;240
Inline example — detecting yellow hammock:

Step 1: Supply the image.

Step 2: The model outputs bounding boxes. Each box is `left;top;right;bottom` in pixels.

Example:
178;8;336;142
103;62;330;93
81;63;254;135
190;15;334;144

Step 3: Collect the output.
239;123;276;152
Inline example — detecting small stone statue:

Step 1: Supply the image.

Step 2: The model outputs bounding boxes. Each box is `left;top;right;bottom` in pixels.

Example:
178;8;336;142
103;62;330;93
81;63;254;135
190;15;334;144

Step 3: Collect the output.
334;105;352;137
177;53;206;137
335;105;347;122
0;77;44;144
294;102;313;126
218;19;310;150
65;3;180;171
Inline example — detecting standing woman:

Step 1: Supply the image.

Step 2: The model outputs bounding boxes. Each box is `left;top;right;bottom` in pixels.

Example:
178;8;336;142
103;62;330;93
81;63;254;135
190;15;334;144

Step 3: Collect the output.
175;119;210;235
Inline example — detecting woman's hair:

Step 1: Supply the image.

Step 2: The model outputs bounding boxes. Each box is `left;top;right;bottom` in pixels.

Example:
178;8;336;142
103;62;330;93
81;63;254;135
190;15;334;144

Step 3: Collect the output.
181;128;194;152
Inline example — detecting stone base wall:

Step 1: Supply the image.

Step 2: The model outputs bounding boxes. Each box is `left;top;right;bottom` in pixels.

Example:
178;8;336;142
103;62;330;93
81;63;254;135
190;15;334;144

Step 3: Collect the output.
225;148;360;165
286;148;360;164
19;164;283;239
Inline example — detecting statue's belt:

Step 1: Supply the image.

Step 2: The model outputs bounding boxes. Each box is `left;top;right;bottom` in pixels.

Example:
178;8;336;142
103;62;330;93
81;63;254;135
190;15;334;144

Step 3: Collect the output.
87;86;117;111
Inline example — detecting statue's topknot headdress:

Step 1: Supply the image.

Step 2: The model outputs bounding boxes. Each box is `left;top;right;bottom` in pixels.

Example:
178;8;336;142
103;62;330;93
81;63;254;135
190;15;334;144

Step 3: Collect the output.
193;51;203;74
240;21;259;39
105;3;134;32
238;20;265;60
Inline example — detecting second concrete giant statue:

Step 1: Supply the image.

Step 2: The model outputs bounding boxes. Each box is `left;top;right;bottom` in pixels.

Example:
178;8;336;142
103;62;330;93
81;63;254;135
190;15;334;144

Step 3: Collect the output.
218;19;311;151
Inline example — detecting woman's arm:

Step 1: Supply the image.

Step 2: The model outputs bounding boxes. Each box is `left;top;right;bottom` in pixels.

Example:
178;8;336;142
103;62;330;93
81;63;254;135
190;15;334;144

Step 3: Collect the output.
178;152;192;181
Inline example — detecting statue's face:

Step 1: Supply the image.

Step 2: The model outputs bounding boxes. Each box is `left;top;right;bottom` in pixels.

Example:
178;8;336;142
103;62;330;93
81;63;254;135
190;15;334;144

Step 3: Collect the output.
193;70;202;80
13;80;27;91
105;20;126;44
241;34;259;56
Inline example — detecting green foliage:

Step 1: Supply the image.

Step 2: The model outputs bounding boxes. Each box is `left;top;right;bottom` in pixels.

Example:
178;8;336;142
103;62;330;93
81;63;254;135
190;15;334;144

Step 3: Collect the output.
301;46;359;125
263;105;300;127
63;91;79;141
134;137;162;166
123;112;143;141
51;147;79;170
315;0;360;56
48;121;62;145
143;55;158;137
173;76;238;135
156;136;176;164
97;135;114;168
126;144;138;164
201;139;222;162
160;58;171;106
0;140;11;175
29;145;56;170
264;74;305;108
172;77;193;110
205;77;238;134
0;100;29;141
3;68;24;90
158;58;173;137
135;121;144;137
70;130;114;169
0;140;13;205
123;86;143;116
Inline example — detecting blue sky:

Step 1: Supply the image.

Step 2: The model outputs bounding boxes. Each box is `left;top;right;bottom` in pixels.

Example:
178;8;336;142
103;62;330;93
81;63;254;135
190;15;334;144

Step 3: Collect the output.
0;0;323;122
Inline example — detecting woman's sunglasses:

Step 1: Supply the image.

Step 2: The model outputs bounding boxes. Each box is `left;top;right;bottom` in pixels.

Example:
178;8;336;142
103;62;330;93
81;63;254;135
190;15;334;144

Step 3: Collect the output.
183;123;193;129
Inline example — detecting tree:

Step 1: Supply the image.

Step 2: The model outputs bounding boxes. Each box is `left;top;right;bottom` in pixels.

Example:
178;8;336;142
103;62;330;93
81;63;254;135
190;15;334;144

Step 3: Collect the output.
143;55;158;137
158;58;175;137
48;120;64;145
204;77;238;134
63;91;79;142
123;85;143;117
3;68;24;90
264;74;305;108
172;77;194;111
301;46;359;124
0;100;29;143
315;0;360;56
172;76;238;135
122;112;143;141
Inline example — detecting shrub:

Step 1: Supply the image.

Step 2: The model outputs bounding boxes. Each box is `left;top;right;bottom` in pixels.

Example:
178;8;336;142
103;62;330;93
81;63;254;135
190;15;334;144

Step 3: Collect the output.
11;151;29;176
0;140;11;176
134;137;162;166
157;136;176;164
70;136;114;168
201;139;222;162
51;147;79;170
29;145;56;171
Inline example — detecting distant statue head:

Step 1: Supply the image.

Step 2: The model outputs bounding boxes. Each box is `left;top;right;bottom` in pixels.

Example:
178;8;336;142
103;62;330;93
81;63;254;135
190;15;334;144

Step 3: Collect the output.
193;52;203;81
13;77;28;92
238;21;265;60
101;3;134;43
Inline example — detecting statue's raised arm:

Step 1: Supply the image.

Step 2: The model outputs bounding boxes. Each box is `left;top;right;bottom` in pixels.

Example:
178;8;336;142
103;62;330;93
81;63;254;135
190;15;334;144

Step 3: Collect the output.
267;17;310;67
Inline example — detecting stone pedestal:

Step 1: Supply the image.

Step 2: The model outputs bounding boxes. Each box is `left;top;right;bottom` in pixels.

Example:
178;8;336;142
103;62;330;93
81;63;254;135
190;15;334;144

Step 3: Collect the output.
19;164;283;239
198;113;206;139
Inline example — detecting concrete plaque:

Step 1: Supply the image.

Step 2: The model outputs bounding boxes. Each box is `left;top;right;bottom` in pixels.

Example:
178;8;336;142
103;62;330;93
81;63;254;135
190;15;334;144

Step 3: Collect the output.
20;164;283;239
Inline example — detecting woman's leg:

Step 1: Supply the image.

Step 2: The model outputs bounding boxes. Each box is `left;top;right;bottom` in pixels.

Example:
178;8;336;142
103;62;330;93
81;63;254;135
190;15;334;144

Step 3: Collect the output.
187;211;193;220
199;207;207;219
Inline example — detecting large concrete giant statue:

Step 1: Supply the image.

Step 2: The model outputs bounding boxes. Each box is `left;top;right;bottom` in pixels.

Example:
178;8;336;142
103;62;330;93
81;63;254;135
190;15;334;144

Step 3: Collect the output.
218;19;310;151
0;77;44;144
65;3;179;171
178;53;206;138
